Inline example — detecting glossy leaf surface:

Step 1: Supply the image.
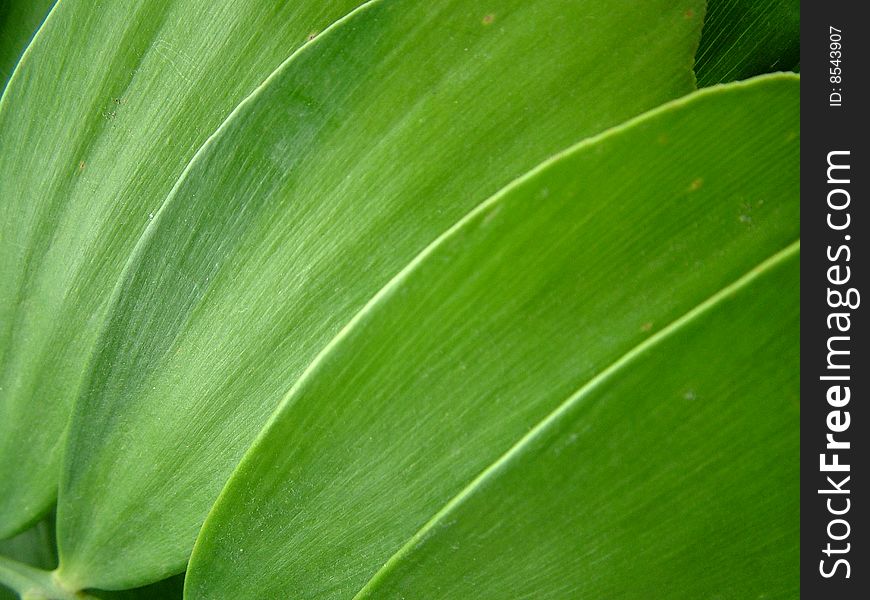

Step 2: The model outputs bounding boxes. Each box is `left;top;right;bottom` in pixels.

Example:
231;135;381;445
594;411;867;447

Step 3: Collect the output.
0;0;364;537
356;246;799;599
56;1;704;589
186;75;799;599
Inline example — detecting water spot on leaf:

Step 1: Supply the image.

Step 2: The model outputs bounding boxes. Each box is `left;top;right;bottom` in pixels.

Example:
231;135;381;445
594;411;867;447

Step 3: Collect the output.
738;202;753;226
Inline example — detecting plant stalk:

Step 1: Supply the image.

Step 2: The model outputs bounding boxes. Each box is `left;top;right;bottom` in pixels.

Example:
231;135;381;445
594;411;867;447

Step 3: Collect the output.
0;554;97;600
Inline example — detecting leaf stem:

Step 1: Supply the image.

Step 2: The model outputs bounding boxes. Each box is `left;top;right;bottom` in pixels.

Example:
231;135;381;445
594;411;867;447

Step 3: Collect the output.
0;554;96;600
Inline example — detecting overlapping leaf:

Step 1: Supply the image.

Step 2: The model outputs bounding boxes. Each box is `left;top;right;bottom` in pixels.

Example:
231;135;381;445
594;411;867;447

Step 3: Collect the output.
55;0;705;589
354;246;799;599
0;0;54;89
0;2;801;599
696;0;799;85
185;75;799;599
0;0;366;537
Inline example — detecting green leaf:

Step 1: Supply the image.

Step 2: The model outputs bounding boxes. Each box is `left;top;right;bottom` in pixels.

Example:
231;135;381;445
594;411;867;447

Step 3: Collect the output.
695;0;799;86
185;75;798;599
0;0;54;90
355;246;799;599
55;0;705;590
0;0;366;537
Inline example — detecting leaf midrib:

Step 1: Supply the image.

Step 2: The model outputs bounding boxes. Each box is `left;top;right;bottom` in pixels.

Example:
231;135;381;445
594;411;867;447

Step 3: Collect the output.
351;239;800;599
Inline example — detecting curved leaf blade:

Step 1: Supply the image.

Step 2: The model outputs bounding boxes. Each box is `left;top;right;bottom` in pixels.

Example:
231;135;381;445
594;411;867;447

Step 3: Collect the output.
356;246;799;599
56;0;705;589
0;0;54;90
696;0;799;86
0;0;365;536
185;75;799;599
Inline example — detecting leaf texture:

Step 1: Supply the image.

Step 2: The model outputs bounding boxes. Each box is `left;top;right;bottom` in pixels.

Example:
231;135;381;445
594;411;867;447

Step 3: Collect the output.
55;0;706;589
355;245;799;599
185;75;799;599
0;0;366;537
695;0;799;86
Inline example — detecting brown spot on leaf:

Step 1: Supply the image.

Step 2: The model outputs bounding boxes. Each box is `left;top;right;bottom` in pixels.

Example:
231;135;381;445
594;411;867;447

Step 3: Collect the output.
78;161;85;172
482;13;495;25
684;8;694;18
688;178;703;192
307;31;318;41
641;322;653;333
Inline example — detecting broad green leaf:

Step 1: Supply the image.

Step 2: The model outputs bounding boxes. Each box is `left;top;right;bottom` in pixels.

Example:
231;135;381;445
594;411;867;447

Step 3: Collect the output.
0;0;54;89
185;75;799;599
695;0;799;86
0;0;366;537
356;246;799;599
56;1;705;589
